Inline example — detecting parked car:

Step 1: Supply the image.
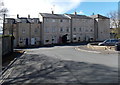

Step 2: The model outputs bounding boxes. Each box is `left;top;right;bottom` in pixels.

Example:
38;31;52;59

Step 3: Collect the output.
98;39;119;46
115;39;120;51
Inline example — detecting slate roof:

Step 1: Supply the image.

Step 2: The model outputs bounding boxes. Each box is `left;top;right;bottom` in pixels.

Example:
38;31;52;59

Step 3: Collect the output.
90;14;109;19
39;13;69;19
15;18;40;23
65;14;92;19
5;18;15;23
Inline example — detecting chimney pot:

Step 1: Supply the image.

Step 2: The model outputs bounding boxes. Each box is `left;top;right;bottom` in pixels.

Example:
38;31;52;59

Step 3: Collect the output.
52;11;54;14
75;12;77;15
17;14;19;18
28;14;30;18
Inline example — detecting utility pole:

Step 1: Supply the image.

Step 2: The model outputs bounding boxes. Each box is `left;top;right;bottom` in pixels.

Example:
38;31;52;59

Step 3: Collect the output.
2;13;5;35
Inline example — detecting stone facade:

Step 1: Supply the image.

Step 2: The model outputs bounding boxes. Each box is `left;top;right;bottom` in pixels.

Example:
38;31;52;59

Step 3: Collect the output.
90;14;110;41
5;16;41;47
39;13;71;45
4;13;110;47
65;14;94;42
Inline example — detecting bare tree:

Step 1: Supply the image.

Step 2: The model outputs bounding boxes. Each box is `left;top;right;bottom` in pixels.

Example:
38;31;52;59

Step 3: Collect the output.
107;11;119;28
0;0;8;16
107;11;120;38
0;0;8;34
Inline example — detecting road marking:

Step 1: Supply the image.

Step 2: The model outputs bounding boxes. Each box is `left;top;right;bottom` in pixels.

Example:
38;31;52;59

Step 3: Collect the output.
75;47;101;54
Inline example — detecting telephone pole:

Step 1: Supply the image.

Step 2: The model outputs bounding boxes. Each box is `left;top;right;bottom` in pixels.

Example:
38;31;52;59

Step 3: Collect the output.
2;13;5;35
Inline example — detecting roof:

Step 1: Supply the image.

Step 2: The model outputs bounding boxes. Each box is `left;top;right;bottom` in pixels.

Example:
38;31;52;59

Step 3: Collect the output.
6;18;15;20
65;14;92;19
15;18;40;23
90;14;109;19
5;18;15;24
39;13;69;19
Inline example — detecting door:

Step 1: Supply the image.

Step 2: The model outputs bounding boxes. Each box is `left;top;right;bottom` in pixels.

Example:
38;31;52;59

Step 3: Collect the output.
31;38;35;45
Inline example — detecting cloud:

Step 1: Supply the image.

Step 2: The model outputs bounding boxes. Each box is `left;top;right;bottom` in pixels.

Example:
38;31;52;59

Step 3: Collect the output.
83;0;119;2
78;10;84;15
4;0;82;17
71;10;84;15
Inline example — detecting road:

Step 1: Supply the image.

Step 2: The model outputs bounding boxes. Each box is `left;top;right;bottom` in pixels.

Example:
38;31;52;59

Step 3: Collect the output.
1;45;119;84
26;45;118;68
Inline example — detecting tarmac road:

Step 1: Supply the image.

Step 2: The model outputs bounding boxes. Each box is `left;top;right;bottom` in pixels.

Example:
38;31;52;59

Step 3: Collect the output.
1;45;119;84
27;45;118;68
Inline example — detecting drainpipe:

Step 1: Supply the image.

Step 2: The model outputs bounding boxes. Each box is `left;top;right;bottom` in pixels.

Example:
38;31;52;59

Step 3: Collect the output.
29;22;31;46
11;23;14;52
70;18;73;43
16;23;19;47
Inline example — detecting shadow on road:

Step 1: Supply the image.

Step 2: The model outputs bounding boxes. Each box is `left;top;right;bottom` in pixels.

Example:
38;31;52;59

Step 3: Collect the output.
2;50;24;70
2;54;119;84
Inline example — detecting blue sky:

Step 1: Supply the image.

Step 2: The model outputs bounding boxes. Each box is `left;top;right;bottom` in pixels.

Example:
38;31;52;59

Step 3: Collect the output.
67;2;118;16
4;0;119;18
0;0;119;33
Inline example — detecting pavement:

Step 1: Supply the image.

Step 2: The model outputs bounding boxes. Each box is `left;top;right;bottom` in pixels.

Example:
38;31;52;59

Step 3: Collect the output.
2;50;24;70
1;45;119;84
77;45;118;54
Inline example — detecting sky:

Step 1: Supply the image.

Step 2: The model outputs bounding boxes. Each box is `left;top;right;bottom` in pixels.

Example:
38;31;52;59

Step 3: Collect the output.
0;0;119;33
3;0;119;18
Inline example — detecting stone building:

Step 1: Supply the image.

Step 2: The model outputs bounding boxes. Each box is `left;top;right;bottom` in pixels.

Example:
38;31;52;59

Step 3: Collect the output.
39;13;71;45
90;14;110;41
4;13;110;47
65;13;94;42
5;15;41;47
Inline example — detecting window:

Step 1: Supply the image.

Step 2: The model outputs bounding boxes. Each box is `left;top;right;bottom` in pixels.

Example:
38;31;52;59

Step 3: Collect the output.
74;38;77;40
73;28;76;32
79;28;81;32
60;27;63;32
22;29;25;34
35;28;37;33
19;38;23;43
86;29;88;32
66;27;69;32
52;28;56;32
111;40;118;43
60;19;63;22
45;28;49;33
46;40;49;42
52;19;55;22
78;37;81;41
91;29;93;32
104;40;110;43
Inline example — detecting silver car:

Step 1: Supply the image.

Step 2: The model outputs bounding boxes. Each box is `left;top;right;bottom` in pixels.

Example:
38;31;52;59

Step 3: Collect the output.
98;39;119;46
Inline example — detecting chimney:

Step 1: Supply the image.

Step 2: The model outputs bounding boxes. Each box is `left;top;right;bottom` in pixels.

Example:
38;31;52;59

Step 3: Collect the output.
28;14;30;18
75;11;77;15
52;11;54;14
17;14;19;18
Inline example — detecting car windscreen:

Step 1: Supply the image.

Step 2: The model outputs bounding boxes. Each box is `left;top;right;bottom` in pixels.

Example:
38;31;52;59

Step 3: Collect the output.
104;40;110;43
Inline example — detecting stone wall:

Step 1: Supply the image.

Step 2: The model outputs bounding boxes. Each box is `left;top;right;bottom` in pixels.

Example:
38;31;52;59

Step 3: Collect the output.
2;36;12;56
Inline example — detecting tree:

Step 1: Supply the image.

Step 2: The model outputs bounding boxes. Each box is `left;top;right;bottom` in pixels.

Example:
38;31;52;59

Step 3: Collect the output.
107;11;120;38
0;0;8;16
0;0;8;34
107;11;119;28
